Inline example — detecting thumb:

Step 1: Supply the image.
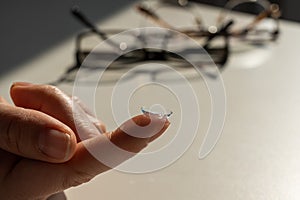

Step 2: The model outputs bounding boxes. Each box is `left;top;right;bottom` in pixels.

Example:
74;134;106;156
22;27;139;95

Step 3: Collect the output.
0;104;77;163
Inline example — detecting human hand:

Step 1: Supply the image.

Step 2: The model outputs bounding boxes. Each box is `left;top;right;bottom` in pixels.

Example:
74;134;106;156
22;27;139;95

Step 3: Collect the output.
0;82;170;199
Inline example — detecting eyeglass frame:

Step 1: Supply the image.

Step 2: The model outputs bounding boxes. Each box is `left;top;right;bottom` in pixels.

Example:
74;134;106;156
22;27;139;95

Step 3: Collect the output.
50;0;280;85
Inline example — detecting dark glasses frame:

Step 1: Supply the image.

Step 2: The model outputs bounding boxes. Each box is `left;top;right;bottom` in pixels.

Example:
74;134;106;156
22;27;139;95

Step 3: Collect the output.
50;0;280;85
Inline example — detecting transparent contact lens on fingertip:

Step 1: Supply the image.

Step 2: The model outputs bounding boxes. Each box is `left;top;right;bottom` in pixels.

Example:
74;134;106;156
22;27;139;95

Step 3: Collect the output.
141;106;173;119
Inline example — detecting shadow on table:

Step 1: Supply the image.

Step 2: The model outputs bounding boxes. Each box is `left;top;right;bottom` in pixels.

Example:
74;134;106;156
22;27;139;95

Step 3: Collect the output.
0;0;134;76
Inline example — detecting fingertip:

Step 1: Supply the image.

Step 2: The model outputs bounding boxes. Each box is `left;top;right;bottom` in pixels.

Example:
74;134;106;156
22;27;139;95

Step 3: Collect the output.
133;113;171;132
10;82;34;104
11;81;34;87
109;114;170;153
134;113;171;143
10;82;34;91
131;113;170;127
148;116;170;142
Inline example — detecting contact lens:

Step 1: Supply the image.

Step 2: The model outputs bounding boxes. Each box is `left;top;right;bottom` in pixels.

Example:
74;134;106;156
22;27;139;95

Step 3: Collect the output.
141;106;173;118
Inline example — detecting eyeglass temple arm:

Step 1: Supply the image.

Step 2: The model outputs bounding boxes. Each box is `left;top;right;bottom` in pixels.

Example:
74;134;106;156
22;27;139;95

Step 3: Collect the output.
244;4;281;35
72;6;121;51
135;5;177;30
71;6;109;40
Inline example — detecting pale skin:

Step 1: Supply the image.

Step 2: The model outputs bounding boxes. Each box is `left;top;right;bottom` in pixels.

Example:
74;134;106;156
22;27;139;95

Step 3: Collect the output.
0;82;170;200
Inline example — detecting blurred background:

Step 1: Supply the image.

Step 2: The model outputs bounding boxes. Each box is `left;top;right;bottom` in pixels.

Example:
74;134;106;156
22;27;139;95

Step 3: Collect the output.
0;0;299;78
0;0;135;76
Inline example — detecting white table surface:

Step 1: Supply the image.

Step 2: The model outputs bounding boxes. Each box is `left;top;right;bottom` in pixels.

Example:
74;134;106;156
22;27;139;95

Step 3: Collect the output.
1;2;300;200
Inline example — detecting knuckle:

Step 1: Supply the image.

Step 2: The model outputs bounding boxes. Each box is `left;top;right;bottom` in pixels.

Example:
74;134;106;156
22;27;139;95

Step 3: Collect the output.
0;106;36;156
1;114;22;154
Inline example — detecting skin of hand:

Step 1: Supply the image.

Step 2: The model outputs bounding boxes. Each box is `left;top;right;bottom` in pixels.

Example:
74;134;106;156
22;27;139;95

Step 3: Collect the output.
0;82;170;200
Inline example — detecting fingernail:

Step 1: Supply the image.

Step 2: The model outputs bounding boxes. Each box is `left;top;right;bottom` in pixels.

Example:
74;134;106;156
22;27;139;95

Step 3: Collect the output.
39;130;71;160
11;82;33;89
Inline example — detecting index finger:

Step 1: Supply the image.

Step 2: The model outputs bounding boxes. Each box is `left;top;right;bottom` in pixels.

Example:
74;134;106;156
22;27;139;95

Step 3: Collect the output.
64;114;170;185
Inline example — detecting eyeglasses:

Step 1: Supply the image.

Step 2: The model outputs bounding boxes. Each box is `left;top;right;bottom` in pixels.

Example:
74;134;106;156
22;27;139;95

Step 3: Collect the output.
50;0;281;85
